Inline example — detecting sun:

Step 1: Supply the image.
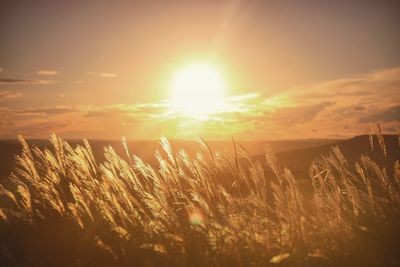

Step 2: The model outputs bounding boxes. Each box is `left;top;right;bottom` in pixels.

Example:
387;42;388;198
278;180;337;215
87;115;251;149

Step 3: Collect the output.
169;63;227;117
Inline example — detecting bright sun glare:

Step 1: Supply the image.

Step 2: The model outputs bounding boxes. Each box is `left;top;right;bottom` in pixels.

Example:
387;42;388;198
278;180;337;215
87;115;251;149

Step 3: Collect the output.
170;63;227;117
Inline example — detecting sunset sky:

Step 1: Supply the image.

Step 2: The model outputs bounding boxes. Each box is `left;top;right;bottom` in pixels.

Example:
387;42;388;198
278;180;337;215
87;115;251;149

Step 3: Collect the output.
0;0;399;140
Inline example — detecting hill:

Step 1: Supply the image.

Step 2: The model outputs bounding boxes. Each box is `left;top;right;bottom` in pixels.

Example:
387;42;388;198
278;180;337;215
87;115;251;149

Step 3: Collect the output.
0;138;338;180
2;136;397;182
268;134;399;180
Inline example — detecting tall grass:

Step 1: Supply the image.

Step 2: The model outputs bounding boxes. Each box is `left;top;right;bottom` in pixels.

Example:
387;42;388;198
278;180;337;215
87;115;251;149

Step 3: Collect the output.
0;130;399;266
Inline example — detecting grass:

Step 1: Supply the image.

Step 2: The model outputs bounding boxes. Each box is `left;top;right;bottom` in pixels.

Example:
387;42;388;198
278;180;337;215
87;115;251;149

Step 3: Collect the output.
0;129;399;267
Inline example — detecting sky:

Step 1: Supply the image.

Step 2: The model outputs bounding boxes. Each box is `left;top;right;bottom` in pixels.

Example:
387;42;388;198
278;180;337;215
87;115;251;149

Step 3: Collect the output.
0;0;399;140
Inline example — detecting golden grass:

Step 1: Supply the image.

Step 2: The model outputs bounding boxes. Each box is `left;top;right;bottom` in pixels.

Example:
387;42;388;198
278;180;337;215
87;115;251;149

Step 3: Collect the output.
0;129;399;266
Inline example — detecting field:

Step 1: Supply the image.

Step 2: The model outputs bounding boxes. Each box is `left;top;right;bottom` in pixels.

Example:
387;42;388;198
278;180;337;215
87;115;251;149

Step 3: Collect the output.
0;132;399;267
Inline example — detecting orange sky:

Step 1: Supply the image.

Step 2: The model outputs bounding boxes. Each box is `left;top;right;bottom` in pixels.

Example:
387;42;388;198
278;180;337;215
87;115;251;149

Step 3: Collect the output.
0;0;399;140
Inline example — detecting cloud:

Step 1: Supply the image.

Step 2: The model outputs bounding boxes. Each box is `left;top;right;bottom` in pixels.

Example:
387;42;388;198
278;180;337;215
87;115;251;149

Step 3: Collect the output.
273;101;335;125
354;105;366;111
0;106;77;138
84;109;122;118
14;107;76;115
189;66;400;139
37;70;59;76
1;66;399;139
100;73;116;78
0;107;76;116
297;67;400;100
0;78;54;84
12;121;70;137
84;103;169;120
258;66;400;138
87;72;117;78
0;120;14;126
359;105;400;123
0;91;22;99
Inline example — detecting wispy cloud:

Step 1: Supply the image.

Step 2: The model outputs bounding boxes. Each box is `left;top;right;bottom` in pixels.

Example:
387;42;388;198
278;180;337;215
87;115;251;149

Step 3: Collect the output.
273;101;335;125
0;66;399;139
37;70;59;76
14;107;76;115
0;78;54;84
0;106;76;116
359;105;400;123
100;73;116;78
0;91;22;99
2;121;70;138
259;66;400;137
87;72;117;78
0;106;77;138
84;102;169;119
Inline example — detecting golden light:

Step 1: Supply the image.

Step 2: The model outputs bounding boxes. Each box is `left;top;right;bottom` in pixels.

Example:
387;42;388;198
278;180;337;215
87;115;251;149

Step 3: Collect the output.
169;63;227;117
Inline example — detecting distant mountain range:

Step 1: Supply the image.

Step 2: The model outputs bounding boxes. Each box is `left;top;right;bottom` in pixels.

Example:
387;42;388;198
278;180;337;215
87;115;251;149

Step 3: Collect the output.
1;135;398;181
